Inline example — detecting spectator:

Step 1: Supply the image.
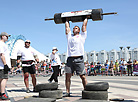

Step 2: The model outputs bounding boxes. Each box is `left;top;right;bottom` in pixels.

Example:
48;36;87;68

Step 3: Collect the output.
119;58;123;76
97;61;101;75
43;60;47;71
109;60;114;76
46;59;49;74
84;62;88;75
127;59;132;76
59;63;65;76
133;60;138;75
122;59;127;75
94;62;97;76
90;62;95;76
104;60;109;76
86;61;90;76
10;65;15;74
115;60;119;76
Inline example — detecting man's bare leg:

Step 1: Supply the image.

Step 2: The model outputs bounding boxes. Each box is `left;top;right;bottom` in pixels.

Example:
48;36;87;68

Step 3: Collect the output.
0;79;8;93
24;73;29;88
63;73;72;97
31;74;36;87
80;75;87;89
65;73;72;93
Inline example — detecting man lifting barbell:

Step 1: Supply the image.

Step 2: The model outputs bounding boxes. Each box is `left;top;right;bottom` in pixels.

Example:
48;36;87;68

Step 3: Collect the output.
63;18;88;97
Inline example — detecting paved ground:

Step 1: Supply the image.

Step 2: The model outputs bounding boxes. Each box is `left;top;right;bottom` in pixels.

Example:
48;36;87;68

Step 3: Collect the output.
1;74;138;102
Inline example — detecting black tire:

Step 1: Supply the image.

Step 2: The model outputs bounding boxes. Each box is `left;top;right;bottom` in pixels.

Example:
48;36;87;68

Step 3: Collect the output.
82;90;108;100
91;9;103;21
109;98;124;101
39;89;63;99
35;82;58;92
17;97;56;102
54;13;66;24
85;82;109;91
73;99;109;102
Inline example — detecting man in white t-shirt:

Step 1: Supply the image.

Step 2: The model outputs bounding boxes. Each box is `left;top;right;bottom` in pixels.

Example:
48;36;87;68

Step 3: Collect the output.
17;40;39;93
0;32;11;100
64;18;88;97
48;47;61;83
122;59;127;75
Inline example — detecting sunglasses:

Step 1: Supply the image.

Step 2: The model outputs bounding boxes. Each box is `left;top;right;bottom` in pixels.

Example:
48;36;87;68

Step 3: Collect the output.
25;42;30;44
73;28;78;29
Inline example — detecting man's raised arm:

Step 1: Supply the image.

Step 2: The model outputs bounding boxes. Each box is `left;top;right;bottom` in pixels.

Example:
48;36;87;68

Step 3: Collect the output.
82;18;88;32
65;21;71;35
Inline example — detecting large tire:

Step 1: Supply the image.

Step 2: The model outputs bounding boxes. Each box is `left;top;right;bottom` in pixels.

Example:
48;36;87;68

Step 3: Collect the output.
82;90;108;100
73;99;109;102
17;97;56;102
39;89;63;99
54;13;66;24
85;82;109;91
91;9;103;21
35;82;58;92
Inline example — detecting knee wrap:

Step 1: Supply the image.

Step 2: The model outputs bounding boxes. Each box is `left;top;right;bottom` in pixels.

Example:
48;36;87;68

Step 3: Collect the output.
24;74;29;81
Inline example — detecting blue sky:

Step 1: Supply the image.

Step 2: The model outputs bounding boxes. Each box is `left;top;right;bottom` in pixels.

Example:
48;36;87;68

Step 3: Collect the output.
1;0;138;54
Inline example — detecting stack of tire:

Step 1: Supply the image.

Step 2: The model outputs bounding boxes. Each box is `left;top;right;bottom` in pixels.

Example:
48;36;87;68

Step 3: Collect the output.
82;82;109;100
35;82;63;99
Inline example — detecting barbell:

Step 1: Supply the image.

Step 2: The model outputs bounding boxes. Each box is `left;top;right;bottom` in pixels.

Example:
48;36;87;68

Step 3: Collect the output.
44;8;117;24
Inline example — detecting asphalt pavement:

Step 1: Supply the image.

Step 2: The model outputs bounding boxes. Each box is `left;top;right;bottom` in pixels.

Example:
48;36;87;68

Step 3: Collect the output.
2;74;138;102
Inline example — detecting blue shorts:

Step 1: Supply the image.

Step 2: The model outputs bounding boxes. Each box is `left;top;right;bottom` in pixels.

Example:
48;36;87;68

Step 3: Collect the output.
105;68;108;71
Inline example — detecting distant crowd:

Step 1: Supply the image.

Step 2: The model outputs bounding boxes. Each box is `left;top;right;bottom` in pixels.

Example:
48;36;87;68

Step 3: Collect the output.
10;59;65;77
84;58;138;76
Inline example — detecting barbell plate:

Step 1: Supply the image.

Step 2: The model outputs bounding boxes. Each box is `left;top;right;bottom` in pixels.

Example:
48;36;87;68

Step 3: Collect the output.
54;13;66;24
91;9;103;21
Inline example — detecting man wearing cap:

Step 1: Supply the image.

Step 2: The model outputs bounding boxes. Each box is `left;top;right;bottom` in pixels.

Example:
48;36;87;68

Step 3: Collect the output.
48;47;61;83
17;40;39;93
64;18;88;97
0;32;11;100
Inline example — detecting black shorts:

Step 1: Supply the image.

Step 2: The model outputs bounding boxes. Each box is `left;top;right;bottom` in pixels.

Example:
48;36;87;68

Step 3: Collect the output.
0;70;8;79
22;64;36;74
64;56;86;75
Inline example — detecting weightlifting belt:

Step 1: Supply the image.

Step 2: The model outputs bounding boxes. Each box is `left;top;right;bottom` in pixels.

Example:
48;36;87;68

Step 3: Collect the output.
22;60;34;64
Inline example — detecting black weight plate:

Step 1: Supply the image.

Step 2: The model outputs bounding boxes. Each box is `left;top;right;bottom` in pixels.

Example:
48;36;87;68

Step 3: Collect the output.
54;13;66;24
91;9;103;21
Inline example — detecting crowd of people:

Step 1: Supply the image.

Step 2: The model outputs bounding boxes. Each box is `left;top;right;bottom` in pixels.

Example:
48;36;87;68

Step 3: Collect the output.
84;58;138;76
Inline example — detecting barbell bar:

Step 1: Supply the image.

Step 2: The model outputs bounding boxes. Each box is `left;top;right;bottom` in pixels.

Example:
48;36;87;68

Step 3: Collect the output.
45;9;117;24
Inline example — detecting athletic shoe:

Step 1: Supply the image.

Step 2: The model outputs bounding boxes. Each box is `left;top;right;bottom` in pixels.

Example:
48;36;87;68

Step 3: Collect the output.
26;88;30;93
63;93;70;97
0;94;10;100
33;87;37;92
48;79;52;83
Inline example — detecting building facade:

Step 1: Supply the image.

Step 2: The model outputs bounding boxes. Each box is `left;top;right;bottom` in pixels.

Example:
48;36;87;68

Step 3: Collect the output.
59;48;138;64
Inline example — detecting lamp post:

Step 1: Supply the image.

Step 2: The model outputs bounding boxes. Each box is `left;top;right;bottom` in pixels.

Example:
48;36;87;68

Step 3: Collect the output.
127;46;130;50
119;47;123;60
127;46;131;60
